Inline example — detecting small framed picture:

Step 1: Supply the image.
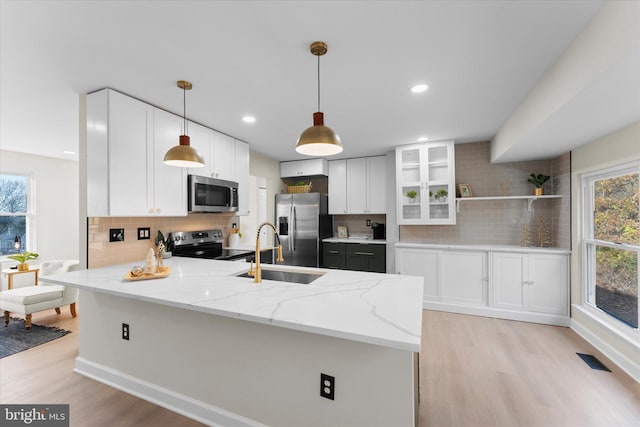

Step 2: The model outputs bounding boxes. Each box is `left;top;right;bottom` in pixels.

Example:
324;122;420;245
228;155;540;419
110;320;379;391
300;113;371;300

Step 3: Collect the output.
337;226;348;238
458;184;472;198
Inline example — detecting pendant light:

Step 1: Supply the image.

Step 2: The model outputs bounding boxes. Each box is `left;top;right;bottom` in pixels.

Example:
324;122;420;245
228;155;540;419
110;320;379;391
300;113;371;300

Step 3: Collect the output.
296;41;343;156
163;80;205;168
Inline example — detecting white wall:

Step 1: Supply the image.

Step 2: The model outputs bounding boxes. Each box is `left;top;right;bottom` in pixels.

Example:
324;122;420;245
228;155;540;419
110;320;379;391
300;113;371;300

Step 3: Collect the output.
571;120;640;382
0;150;79;263
239;150;285;248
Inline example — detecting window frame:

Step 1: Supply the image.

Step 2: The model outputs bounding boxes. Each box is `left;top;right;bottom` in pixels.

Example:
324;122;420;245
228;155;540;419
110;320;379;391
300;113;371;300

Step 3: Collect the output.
0;172;36;260
581;161;639;335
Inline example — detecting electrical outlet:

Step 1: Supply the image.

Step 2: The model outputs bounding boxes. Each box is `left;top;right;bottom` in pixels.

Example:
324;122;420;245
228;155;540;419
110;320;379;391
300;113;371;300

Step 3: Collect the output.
366;219;371;227
138;227;150;240
320;373;335;400
109;228;125;242
122;323;130;341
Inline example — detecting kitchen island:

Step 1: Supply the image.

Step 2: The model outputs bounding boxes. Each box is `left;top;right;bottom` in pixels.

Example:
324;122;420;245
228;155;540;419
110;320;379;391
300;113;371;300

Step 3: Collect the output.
42;257;423;427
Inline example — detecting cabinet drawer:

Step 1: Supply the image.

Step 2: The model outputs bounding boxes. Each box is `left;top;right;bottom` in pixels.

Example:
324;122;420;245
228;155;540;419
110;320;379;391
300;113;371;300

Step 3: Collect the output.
345;244;386;273
322;242;346;269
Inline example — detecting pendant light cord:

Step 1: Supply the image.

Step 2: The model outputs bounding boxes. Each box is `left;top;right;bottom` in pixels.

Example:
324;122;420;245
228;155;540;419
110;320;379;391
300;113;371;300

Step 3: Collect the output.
317;54;321;112
183;85;188;135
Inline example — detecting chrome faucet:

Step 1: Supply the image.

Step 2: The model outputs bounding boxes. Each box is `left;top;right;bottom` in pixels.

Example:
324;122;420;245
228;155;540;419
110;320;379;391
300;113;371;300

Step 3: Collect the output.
247;222;284;283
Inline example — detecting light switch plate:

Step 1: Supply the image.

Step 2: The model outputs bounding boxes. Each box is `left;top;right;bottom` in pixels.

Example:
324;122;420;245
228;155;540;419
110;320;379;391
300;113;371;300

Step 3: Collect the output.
138;227;150;240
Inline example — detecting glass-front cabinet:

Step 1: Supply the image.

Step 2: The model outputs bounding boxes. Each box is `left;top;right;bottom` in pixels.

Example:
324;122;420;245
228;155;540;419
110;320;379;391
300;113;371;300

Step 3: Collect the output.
395;141;456;225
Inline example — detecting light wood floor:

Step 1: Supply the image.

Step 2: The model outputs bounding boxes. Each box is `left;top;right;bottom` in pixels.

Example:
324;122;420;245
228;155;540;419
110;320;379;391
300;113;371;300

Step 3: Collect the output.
1;309;639;426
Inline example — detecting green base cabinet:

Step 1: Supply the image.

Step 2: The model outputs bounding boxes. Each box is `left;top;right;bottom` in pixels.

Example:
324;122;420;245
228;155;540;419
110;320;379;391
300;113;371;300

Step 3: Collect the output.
345;244;386;273
322;242;346;269
322;242;386;273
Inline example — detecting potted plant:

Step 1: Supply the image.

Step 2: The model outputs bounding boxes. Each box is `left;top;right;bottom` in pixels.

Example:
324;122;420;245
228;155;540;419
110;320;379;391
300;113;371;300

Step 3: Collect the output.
8;251;39;271
434;189;448;203
528;173;550;195
406;190;418;204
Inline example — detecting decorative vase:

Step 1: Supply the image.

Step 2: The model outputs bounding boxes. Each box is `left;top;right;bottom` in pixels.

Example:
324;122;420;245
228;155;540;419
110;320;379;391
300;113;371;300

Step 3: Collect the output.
534;188;544;196
17;263;28;271
408;198;416;204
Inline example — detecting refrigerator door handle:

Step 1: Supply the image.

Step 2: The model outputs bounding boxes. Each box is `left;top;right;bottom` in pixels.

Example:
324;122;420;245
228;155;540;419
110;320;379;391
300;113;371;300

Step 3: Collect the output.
291;206;296;251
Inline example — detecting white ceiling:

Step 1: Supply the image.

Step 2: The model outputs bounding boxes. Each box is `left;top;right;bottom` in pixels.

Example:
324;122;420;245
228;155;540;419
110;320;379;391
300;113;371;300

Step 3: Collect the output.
0;0;623;164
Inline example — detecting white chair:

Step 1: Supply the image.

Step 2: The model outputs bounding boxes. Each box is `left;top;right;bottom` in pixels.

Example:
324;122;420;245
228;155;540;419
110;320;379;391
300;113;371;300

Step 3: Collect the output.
1;259;79;330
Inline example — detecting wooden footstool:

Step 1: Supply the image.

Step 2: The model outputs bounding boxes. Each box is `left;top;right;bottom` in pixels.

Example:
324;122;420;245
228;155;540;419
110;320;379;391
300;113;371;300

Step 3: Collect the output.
0;285;65;330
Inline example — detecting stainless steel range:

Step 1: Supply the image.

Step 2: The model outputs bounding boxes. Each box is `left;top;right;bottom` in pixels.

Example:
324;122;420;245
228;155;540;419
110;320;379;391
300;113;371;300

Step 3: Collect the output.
169;229;255;261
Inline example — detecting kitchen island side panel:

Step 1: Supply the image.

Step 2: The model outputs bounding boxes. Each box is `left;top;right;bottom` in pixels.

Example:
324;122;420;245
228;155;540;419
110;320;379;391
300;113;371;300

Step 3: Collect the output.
77;290;416;427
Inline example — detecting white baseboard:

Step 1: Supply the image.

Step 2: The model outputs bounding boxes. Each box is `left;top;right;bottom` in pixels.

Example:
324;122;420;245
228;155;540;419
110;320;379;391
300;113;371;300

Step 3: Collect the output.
74;357;267;427
570;306;639;383
423;301;571;326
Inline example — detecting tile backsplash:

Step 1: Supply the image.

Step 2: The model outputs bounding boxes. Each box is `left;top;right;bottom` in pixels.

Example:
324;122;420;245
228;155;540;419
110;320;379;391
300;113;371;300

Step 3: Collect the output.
88;213;238;268
334;214;386;239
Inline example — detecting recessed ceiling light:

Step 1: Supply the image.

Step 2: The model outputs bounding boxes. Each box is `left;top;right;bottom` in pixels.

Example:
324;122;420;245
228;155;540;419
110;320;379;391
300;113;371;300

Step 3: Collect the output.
63;150;76;155
242;115;256;124
417;136;429;142
410;84;428;94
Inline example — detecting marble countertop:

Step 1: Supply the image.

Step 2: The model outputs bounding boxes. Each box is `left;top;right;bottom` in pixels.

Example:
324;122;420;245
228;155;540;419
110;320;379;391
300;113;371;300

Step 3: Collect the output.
396;242;571;254
323;237;387;244
41;257;423;352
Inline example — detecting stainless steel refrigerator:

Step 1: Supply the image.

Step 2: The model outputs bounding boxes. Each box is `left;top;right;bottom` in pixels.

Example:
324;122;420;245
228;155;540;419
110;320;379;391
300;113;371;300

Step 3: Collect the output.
276;193;333;267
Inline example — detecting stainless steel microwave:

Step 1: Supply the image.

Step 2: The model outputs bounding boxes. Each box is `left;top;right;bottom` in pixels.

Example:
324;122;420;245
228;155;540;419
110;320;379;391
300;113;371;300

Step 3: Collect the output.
188;175;238;213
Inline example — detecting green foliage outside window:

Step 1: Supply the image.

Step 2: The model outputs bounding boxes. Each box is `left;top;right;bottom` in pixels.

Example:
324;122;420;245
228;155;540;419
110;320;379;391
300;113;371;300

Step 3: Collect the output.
593;172;638;328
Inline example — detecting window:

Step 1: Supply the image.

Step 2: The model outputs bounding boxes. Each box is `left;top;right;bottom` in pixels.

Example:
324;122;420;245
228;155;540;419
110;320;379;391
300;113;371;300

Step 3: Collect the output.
583;163;639;330
0;174;31;256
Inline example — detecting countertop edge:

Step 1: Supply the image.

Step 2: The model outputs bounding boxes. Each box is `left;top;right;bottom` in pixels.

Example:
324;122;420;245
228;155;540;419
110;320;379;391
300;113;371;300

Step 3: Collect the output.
323;238;387;244
395;242;571;254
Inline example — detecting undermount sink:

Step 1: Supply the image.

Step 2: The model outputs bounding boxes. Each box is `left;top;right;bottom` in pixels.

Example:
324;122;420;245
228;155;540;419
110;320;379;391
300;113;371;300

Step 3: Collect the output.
234;269;325;284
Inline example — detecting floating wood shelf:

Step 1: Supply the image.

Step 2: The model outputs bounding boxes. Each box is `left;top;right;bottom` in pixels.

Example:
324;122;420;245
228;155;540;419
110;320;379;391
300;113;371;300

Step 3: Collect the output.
455;195;562;212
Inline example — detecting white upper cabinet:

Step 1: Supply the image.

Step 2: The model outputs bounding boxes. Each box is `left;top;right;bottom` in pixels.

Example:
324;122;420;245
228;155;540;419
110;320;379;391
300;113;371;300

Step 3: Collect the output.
234;140;250;215
347;156;387;214
329;156;387;215
396;141;455;225
211;131;236;181
280;158;328;178
87;89;249;217
151;108;187;216
103;90;151;216
87;89;186;217
347;158;368;213
187;121;212;178
328;160;347;214
364;156;387;214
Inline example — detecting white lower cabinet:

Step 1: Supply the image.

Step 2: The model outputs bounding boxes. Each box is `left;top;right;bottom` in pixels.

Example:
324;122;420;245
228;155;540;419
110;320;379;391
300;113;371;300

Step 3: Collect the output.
396;248;486;305
396;245;569;326
441;251;488;306
492;252;568;316
396;248;439;300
